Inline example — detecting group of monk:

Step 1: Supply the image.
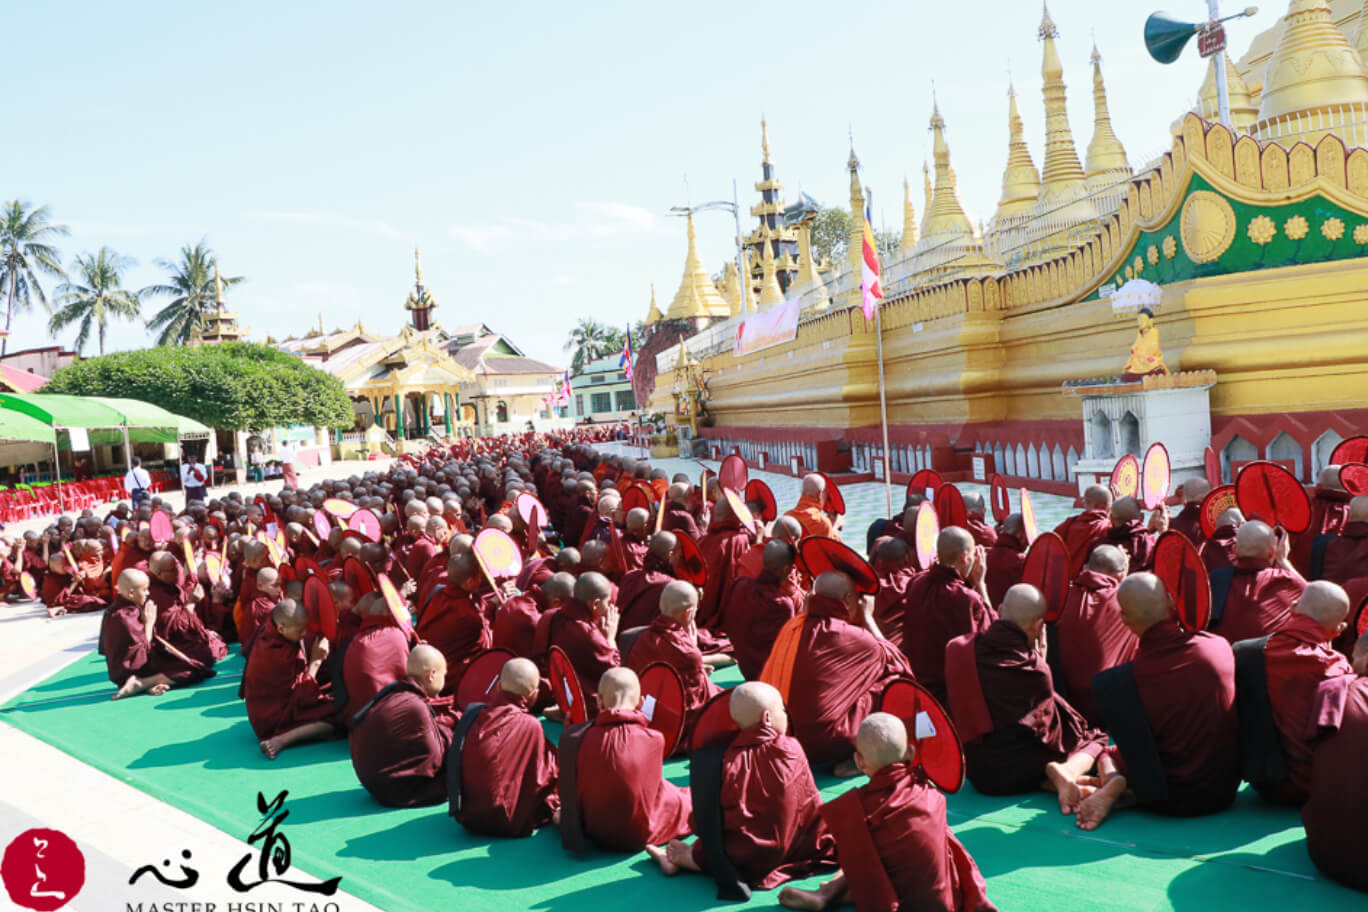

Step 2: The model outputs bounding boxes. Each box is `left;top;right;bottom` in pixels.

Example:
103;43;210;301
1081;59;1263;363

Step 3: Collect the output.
14;433;1368;904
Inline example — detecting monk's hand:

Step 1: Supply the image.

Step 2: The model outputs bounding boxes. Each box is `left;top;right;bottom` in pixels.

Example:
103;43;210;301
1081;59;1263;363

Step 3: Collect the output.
600;602;621;642
967;546;988;586
310;637;330;664
192;584;206;601
1274;526;1292;565
1147;507;1169;534
141;600;157;637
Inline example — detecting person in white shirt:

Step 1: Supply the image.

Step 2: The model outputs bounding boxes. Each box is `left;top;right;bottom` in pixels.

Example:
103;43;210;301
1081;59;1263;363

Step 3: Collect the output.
124;458;152;507
278;441;298;489
181;456;209;503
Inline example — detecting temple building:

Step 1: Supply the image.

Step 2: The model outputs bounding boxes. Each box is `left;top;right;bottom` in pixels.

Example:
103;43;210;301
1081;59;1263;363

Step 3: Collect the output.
190;267;248;345
639;0;1368;493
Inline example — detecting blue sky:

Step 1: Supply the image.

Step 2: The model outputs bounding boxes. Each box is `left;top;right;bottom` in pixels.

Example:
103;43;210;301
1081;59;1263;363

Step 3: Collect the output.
4;0;1289;366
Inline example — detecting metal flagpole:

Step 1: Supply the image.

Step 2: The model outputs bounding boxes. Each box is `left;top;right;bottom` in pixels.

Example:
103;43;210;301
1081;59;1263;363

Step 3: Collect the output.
52;439;64;511
1207;0;1231;128
874;290;893;518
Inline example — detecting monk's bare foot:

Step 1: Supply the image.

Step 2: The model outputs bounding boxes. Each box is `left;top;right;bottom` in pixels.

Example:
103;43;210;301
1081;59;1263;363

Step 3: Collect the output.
260;738;282;760
148;683;170;696
552;808;561;826
832;758;861;779
1076;775;1127;830
113;677;144;700
47;606;67;618
645;843;678;876
1045;761;1083;814
778;887;826;911
544;707;565;723
702;653;734;669
664;838;702;872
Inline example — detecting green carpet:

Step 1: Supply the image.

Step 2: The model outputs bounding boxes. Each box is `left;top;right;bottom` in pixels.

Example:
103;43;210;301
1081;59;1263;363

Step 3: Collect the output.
1;653;1356;911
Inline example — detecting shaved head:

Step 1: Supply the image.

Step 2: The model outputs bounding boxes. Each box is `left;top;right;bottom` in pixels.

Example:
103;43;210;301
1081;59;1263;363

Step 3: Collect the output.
1000;583;1047;627
962;492;986;518
1349;496;1368;524
1087;544;1129;578
408;644;447;697
117;568;149;601
272;597;308;630
543;572;575;604
1216;508;1245;529
1235;520;1276;560
659;579;698;621
856;712;909;772
1296;580;1351;631
1111;497;1143;524
626;507;650;534
1182;478;1211;504
762;539;797;576
500;657;540;698
598;667;640;710
1318;465;1344;491
936;527;974;564
800;474;826;499
647;531;678;561
772;516;803;544
1118;572;1173;633
813;570;853;601
1084;485;1113;510
573;571;612;605
730;681;785;732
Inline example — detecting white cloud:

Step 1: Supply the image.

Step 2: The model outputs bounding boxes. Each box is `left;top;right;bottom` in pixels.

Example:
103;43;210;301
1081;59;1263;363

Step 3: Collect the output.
244;209;404;239
448;200;661;254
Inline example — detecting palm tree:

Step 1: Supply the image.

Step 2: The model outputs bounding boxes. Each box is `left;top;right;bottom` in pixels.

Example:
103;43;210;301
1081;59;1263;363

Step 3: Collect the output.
564;317;620;373
0;201;69;356
143;239;243;345
48;247;143;356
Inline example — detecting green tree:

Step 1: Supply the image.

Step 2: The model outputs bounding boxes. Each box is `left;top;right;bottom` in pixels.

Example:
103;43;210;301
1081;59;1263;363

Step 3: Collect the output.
564;317;620;373
808;206;850;267
142;240;243;345
48;247;142;356
0;201;68;355
45;342;353;431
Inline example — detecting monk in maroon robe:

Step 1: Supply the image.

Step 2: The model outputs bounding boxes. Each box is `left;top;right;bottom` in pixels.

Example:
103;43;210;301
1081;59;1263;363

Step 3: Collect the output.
945;584;1111;813
724;541;801;681
899;528;995;705
618;532;678;633
102;569;201;699
239;566;284;657
1074;574;1240;827
620;507;651;574
1313;495;1368;584
1052;485;1113;577
1210;520;1306;644
350;645;458;807
1053;545;1136;726
41;553;107;616
736;516;803;581
662;484;702;541
341;593;411;725
1291;467;1351;576
147;551;225;674
984;515;1028;609
649;681;838;893
558;667;691;853
1103;497;1162;572
538;571;620;717
1199;508;1242;573
778;712;995;912
492;589;544;659
870;538;918;650
452;657;560;837
1169;478;1210;547
1302;667;1368;892
416;553;492;695
1257;581;1353;805
963;493;998;549
696;498;750;630
626;580;720;749
242;598;339;759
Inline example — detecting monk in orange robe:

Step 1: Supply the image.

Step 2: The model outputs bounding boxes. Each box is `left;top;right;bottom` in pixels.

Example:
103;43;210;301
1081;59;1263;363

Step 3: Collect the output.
784;474;841;541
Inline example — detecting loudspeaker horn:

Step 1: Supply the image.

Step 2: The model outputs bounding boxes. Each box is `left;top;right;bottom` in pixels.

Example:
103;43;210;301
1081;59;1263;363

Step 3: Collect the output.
1144;11;1199;65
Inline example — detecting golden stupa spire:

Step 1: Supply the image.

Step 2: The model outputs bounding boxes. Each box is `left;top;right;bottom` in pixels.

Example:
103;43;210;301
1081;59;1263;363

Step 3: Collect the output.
995;81;1041;222
1036;2;1090;209
921;101;975;240
761;115;772;164
644;283;664;325
1356;0;1368;67
1198;52;1257;130
1255;0;1368;139
846;142;866;277
1085;43;1130;182
758;240;785;307
213;264;225;306
414;247;423;286
794;217;830;310
900;176;919;252
922;161;933;215
665;213;730;321
720;262;740;317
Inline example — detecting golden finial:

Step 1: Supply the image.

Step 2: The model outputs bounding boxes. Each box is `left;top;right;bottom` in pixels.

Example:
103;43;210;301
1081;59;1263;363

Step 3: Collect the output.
758;241;784;308
900;175;918;252
1086;40;1130;181
645;283;664;325
761;115;772;164
414;247;423;286
1038;1;1058;40
213;264;224;305
922;162;933;215
922;102;974;240
996;79;1041;221
665;213;729;321
846;139;865;277
1035;2;1092;218
1255;0;1368;137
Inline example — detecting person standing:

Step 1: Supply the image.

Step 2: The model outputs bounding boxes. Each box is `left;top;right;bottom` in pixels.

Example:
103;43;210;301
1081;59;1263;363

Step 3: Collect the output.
124;458;152;509
181;454;209;503
278;440;298;489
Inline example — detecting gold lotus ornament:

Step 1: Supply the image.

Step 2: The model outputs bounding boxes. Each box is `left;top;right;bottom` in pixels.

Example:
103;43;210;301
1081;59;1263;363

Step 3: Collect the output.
1355;224;1368;245
1180;190;1236;263
1162;235;1177;259
1285;215;1308;241
1322;217;1345;241
1247;215;1276;245
1147;245;1160;266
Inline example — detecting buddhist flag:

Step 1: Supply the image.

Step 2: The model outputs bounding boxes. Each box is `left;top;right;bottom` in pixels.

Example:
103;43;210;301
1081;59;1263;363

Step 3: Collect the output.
618;329;634;381
860;191;883;321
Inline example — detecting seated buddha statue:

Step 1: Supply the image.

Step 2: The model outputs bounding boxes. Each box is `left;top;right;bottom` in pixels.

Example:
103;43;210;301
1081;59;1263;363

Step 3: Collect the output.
1122;308;1167;379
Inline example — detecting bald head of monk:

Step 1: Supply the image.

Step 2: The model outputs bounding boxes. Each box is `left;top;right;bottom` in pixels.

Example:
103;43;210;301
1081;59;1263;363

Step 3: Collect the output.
447;552;481;591
626;507;650;536
813;569;858;615
873;536;910;569
712;495;734;526
1000;512;1025;538
771;515;803;545
647;530;678;564
729;681;787;735
405;515;426;538
257;566;281;600
1235;520;1278;561
148;550;179;586
659;579;698;624
337;535;364;561
1087;543;1130;580
271;598;309;642
408;643;447;697
1349;495;1368;524
962;491;987;519
1001;583;1048;641
449;533;474;557
667;482;690;505
761;539;796;577
574;571;613;615
500;657;540;699
1111;496;1143;525
1295;580;1351;635
597;667;641;711
1182;478;1212;505
580;539;608;571
1318;465;1344;492
328;580;356;615
800;473;826;501
486;513;514;534
855;711;910;777
543;571;575;609
1117;572;1174;636
937;526;976;578
1216;507;1245;530
554;547;581;573
117;568;150;605
1084;485;1113;511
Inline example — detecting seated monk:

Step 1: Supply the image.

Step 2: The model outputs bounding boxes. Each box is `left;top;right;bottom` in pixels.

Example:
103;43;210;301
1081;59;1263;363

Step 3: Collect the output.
539;572;621;717
341;592;411;726
899;528;994;705
648;681;838;896
784;474;841;542
869;538;918;651
778;713;995;912
619;507;651;574
102;569;205;699
1301;637;1368;892
1199;508;1243;574
243;598;339;760
1121;307;1166;378
1169;479;1211;547
1052;485;1114;578
626;580;721;749
962;492;998;549
558;667;692;854
724;540;801;680
984;514;1028;609
416;552;492;695
1209;520;1306;644
1291;466;1352;576
1079;574;1240;827
736;516;803;581
618;531;678;633
147;551;225;673
768;569;913;774
349;644;458;808
1246;581;1353;806
945;584;1113;815
492;572;563;660
450;657;560;837
1103;497;1163;573
1311;494;1368;585
696;497;750;631
1052;545;1136;726
406;516;449;581
661;483;701;541
240;566;283;656
42;553;106;617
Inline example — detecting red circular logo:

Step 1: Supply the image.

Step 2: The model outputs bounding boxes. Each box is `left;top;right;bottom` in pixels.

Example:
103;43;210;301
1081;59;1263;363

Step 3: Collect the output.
1;829;85;911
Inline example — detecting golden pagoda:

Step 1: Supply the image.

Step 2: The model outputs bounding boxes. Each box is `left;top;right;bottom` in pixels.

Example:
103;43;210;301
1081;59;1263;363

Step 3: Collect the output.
403;248;439;331
1197;52;1259;131
193;264;247;345
919;102;976;241
1254;0;1368;147
665;213;730;321
993;82;1042;224
644;283;664;325
746;117;799;294
1034;3;1096;228
791;215;831;311
1084;44;1130;187
900;176;919;252
758;239;785;307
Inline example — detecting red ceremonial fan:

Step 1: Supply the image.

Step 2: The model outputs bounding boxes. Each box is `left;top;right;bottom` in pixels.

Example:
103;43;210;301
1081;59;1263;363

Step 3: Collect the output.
202;551;229;585
150;511;173;544
376;574;413;635
323;498;357;520
1331;436;1368;466
914;501;939;570
343;556;376;597
935;483;967;530
675;533;708;587
1199;485;1239;540
302;575;337;641
253;495;275;525
348;509;382;543
990;474;1010;524
19;571;36;600
312;510;332;542
719;454;747;492
722;487;756;535
456;648;515;709
277;563;297;584
744;479;778;523
638;662;687;756
295;556;325;579
515;492;548;530
818;472;845;516
1153;531;1211;632
798;537;879;595
1141;443;1171;510
1339;463;1368;496
1204;446;1221;487
878;678;965;793
1021;531;1070;622
690;688;739;753
1355;593;1368;639
1235;461;1312;534
1020;489;1039;544
1111;454;1140;498
262;536;285;568
908;469;943;501
182;539;198;577
548;645;588;725
621;486;651;514
473;528;524;581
